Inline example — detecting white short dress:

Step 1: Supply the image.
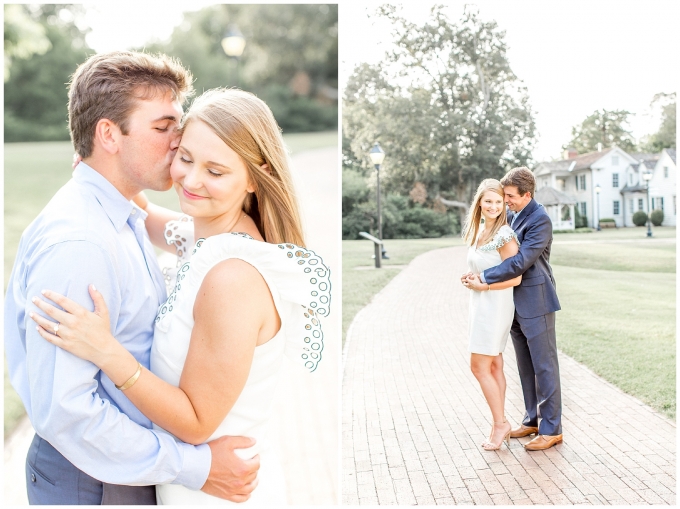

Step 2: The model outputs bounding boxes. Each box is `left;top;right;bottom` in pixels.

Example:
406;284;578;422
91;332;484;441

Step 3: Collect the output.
151;217;331;505
466;224;519;356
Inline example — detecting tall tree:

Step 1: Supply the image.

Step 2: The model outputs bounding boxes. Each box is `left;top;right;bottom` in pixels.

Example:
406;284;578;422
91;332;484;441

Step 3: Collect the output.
4;5;92;142
4;4;51;81
565;109;636;154
641;92;676;152
343;5;536;223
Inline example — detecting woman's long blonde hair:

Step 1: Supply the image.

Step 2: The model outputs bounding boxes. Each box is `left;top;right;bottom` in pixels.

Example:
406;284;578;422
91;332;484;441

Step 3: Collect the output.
461;179;508;247
183;88;305;246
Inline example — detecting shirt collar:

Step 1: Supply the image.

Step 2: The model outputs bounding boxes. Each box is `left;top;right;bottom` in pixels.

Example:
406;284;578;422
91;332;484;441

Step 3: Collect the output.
73;162;147;231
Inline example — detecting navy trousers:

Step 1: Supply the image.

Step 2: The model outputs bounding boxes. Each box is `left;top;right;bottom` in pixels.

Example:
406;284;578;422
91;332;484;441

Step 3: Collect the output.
510;311;562;436
26;434;156;505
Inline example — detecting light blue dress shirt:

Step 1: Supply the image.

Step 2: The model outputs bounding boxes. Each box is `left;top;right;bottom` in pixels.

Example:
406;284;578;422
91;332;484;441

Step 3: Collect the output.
5;162;210;489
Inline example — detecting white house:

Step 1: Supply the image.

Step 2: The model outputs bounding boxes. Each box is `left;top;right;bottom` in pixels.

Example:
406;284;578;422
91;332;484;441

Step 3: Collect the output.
533;146;676;228
647;148;676;226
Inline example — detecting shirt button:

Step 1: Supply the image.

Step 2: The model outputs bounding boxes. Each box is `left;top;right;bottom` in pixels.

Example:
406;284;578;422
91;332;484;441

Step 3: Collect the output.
131;209;136;215
31;473;36;482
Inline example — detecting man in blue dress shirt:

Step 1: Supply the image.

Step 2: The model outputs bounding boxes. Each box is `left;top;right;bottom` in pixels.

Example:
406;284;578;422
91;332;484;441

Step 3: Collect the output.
5;51;259;504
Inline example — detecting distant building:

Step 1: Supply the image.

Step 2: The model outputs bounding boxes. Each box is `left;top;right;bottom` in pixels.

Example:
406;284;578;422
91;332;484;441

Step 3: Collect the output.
533;146;676;228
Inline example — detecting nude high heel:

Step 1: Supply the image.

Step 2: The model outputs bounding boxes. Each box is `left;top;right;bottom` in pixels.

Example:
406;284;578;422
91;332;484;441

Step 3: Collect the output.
482;418;511;451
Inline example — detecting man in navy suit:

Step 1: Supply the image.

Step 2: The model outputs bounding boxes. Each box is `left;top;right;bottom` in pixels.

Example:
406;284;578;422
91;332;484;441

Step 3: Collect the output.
464;167;562;450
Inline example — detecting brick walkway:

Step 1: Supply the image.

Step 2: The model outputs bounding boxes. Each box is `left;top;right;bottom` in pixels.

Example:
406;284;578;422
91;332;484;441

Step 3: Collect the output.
342;246;676;505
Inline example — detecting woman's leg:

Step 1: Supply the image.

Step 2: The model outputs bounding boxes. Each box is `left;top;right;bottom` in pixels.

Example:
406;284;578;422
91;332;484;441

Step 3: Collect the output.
470;353;511;448
470;354;504;424
490;353;507;416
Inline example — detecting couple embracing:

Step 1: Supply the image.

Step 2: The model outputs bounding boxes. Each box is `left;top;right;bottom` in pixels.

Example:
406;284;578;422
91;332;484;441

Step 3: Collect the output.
461;167;562;452
5;51;330;504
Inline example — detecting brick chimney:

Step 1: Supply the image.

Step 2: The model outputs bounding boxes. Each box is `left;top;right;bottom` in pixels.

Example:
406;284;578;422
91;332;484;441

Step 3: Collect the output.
562;147;578;160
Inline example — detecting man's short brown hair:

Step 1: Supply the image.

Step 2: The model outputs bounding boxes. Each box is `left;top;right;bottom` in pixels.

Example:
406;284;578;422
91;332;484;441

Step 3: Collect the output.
500;166;536;197
68;51;194;158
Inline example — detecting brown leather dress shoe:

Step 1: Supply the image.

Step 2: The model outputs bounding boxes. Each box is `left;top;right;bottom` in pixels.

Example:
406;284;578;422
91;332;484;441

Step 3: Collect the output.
509;424;539;438
524;434;563;451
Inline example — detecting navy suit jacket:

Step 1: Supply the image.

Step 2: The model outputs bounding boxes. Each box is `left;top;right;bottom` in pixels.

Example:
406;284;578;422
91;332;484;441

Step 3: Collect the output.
483;198;560;319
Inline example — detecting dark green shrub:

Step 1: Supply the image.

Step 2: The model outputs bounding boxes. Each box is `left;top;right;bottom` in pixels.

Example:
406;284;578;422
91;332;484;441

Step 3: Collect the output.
632;211;648;226
650;209;664;226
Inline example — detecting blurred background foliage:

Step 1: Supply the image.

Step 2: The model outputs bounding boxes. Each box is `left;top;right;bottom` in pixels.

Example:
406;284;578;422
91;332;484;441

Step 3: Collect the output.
4;3;338;142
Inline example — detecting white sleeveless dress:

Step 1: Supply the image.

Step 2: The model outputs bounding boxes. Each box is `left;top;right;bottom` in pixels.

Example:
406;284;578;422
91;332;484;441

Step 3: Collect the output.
466;225;519;356
151;218;331;505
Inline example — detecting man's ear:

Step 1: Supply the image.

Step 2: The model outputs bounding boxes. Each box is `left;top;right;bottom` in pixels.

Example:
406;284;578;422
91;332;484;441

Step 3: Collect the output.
93;118;122;155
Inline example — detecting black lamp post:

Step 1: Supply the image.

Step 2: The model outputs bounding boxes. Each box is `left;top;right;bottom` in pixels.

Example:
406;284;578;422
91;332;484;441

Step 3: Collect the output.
221;25;246;87
595;184;601;231
643;169;653;237
369;142;388;259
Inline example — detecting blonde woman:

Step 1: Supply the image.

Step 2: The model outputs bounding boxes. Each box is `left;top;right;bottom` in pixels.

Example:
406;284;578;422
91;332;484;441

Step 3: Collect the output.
461;179;521;450
30;88;330;505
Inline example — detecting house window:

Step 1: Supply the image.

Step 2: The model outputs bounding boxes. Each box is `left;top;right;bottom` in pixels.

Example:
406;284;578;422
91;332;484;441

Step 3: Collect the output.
613;201;620;215
612;156;619;165
580;202;587;216
664;166;669;178
638;198;644;211
659;197;664;211
612;173;619;188
579;174;586;190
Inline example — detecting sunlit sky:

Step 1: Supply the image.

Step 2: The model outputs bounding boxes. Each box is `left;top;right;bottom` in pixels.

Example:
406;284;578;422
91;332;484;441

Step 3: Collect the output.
340;0;679;162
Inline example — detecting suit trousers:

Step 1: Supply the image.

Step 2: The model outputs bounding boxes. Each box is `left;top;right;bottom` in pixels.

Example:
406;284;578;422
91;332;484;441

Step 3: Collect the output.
26;434;157;505
510;311;562;435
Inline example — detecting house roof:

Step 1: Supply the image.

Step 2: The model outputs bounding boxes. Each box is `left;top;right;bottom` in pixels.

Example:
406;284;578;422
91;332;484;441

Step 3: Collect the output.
629;152;659;169
535;186;577;206
665;148;676;164
620;183;647;193
534;147;613;175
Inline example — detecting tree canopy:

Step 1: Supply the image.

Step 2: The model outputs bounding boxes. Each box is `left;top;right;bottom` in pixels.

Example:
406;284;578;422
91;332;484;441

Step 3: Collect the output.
4;4;338;142
343;5;536;232
564;109;637;154
641;92;676;152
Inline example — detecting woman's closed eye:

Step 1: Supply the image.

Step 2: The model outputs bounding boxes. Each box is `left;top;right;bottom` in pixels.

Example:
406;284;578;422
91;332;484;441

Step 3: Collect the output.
180;156;193;164
207;168;223;177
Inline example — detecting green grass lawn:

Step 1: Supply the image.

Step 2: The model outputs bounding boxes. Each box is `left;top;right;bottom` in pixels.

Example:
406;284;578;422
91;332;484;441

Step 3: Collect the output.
3;133;337;438
342;227;676;419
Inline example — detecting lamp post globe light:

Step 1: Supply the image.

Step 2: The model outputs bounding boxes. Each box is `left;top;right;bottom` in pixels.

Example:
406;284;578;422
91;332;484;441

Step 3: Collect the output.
643;169;653;237
221;25;246;86
595;184;601;231
369;142;388;259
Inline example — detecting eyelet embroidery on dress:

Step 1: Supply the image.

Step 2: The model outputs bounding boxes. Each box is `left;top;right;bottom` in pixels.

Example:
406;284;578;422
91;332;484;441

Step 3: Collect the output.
156;232;256;324
276;242;331;372
478;226;521;252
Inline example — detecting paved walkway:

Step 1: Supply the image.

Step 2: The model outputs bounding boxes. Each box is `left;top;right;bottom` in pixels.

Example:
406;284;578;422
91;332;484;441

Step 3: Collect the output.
342;246;676;505
4;146;340;505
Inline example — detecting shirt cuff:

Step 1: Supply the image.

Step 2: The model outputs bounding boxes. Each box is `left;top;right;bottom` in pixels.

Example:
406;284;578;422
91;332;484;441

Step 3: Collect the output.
173;442;211;491
480;272;487;284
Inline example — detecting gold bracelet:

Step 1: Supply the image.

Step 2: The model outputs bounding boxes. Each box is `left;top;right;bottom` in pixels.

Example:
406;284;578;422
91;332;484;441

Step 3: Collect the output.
115;362;142;391
488;284;491;291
